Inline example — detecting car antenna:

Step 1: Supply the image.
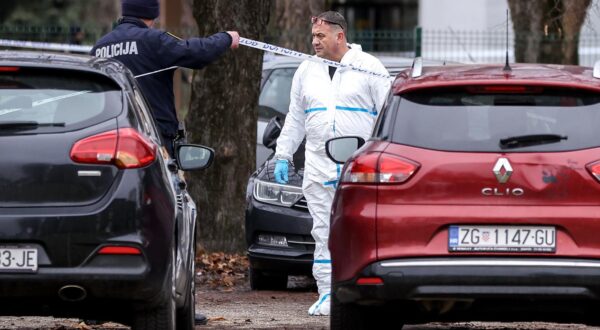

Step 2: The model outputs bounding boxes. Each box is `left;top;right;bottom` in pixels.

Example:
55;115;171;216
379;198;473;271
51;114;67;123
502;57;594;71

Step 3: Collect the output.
503;9;512;72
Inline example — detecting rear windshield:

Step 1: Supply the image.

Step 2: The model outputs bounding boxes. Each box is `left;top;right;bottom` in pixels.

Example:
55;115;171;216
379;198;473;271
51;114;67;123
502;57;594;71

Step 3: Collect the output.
389;87;600;152
0;68;122;133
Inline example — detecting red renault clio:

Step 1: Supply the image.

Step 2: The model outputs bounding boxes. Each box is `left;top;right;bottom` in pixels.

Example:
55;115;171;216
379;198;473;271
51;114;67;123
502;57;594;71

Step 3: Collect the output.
327;60;600;329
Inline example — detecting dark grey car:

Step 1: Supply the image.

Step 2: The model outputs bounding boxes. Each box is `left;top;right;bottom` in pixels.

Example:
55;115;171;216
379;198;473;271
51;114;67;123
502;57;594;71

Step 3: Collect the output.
0;51;213;330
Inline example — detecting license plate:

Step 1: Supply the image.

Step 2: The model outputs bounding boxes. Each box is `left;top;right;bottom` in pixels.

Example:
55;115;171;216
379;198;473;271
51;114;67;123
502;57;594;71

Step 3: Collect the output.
448;225;555;252
0;248;38;272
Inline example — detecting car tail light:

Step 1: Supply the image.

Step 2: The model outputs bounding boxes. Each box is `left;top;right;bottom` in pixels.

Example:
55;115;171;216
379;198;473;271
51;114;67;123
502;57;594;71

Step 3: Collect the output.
114;128;157;168
467;85;543;94
97;246;142;255
0;66;20;72
342;153;379;183
70;128;156;169
341;152;419;184
379;154;420;183
356;277;383;285
586;160;600;182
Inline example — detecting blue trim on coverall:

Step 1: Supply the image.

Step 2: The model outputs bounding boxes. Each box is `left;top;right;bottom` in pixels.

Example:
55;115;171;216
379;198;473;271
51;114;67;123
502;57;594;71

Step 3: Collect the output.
305;107;327;113
335;105;377;116
315;293;330;309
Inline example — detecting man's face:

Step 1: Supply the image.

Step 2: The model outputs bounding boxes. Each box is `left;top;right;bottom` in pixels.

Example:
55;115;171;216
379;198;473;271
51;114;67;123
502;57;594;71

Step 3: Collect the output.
311;22;340;60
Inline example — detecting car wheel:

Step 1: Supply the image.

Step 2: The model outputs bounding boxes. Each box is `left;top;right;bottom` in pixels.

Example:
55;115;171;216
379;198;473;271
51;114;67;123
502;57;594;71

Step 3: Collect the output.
330;292;399;330
132;244;177;330
176;243;196;330
249;267;287;290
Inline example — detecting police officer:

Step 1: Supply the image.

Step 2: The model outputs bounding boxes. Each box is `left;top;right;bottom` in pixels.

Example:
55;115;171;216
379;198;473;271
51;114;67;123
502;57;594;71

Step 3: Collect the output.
92;0;239;157
92;0;239;325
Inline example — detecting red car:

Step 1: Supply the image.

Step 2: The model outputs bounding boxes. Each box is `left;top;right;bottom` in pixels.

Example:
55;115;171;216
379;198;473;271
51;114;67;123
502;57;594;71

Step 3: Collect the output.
327;60;600;329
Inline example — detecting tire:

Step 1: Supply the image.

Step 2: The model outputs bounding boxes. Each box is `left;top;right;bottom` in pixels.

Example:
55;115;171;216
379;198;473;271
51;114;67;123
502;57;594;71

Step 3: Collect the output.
176;244;196;330
132;246;177;330
330;291;401;330
249;267;288;290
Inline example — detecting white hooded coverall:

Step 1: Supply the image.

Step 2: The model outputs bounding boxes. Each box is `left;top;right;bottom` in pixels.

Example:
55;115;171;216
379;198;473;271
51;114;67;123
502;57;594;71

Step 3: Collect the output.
274;46;391;315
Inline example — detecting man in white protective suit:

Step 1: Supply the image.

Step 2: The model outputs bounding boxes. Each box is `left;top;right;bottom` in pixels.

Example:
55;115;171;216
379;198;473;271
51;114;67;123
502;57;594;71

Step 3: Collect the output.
273;11;391;316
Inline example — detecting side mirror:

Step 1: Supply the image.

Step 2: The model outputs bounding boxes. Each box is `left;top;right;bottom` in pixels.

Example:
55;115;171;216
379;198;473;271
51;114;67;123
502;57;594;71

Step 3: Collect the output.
176;144;215;170
325;136;365;164
262;116;283;150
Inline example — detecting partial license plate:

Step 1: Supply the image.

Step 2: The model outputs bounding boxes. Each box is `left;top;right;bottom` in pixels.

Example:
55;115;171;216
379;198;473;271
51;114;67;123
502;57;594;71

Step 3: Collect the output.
448;225;555;252
0;248;38;272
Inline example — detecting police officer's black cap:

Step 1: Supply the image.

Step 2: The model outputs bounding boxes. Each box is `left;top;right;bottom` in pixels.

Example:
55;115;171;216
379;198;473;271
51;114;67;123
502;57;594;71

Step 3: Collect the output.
122;0;160;20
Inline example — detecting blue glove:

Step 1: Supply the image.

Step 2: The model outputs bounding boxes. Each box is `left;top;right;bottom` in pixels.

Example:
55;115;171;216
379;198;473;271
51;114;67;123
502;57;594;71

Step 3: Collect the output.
274;159;289;184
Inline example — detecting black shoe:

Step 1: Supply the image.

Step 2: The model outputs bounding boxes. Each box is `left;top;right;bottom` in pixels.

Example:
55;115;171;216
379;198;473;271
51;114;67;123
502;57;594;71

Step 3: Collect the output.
195;313;208;325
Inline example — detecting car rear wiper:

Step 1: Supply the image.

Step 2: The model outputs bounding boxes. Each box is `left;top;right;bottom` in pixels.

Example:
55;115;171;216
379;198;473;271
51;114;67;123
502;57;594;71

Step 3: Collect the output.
0;121;65;130
499;134;567;149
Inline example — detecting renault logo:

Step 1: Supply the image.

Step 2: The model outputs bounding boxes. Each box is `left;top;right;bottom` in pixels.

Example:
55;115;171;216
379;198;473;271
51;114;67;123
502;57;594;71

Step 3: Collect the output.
493;158;512;183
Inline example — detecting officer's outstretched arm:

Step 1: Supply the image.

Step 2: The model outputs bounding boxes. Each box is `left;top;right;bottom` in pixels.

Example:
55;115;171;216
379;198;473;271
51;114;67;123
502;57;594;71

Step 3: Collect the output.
157;31;233;69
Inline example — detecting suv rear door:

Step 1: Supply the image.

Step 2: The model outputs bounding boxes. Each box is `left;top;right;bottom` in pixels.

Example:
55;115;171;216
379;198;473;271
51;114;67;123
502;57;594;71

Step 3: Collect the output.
381;86;600;206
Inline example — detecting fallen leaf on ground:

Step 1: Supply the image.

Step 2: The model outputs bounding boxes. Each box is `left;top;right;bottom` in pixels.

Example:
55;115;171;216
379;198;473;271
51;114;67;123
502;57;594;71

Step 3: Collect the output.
195;251;249;288
76;322;91;330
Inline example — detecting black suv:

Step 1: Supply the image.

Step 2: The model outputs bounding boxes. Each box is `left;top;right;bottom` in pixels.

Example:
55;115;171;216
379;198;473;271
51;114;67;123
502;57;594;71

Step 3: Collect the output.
0;51;213;330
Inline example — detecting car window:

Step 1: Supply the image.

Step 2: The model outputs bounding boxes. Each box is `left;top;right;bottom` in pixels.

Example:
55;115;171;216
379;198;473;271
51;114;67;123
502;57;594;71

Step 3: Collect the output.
258;68;296;119
390;87;600;152
0;68;121;133
373;90;395;139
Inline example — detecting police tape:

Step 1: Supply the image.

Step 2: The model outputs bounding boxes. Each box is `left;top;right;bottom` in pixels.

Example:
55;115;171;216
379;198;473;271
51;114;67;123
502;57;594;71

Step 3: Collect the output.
0;38;92;54
239;37;391;79
0;37;391;79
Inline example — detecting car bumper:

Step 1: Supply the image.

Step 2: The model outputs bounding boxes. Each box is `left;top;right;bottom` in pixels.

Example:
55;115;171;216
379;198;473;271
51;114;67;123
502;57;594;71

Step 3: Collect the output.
0;169;175;318
245;198;314;275
248;249;313;274
0;255;147;295
334;257;600;304
0;253;168;319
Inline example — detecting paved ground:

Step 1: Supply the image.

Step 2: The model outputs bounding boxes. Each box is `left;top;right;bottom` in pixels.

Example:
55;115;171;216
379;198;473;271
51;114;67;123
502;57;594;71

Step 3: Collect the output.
196;275;600;330
197;276;327;329
0;275;599;329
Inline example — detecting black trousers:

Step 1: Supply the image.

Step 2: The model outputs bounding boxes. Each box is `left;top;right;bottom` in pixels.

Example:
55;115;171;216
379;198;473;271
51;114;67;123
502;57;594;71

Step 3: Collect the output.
161;134;176;158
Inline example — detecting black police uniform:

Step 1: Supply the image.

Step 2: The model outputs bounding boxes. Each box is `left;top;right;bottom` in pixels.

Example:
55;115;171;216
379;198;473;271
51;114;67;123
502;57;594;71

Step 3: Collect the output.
91;16;232;155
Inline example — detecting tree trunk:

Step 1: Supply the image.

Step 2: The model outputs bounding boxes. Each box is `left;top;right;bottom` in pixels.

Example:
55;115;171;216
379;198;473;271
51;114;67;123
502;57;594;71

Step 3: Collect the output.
561;0;592;64
188;0;271;252
508;0;591;65
268;0;326;53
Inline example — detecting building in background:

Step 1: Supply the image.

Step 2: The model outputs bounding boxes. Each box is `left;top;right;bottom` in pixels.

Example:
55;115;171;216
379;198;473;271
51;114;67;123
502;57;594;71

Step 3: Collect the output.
332;0;418;53
333;0;418;31
331;0;600;65
4;0;600;65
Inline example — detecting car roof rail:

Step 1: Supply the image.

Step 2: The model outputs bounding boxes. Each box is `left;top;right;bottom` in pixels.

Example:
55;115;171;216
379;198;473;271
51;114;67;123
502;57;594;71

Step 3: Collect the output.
411;56;423;78
594;60;600;79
